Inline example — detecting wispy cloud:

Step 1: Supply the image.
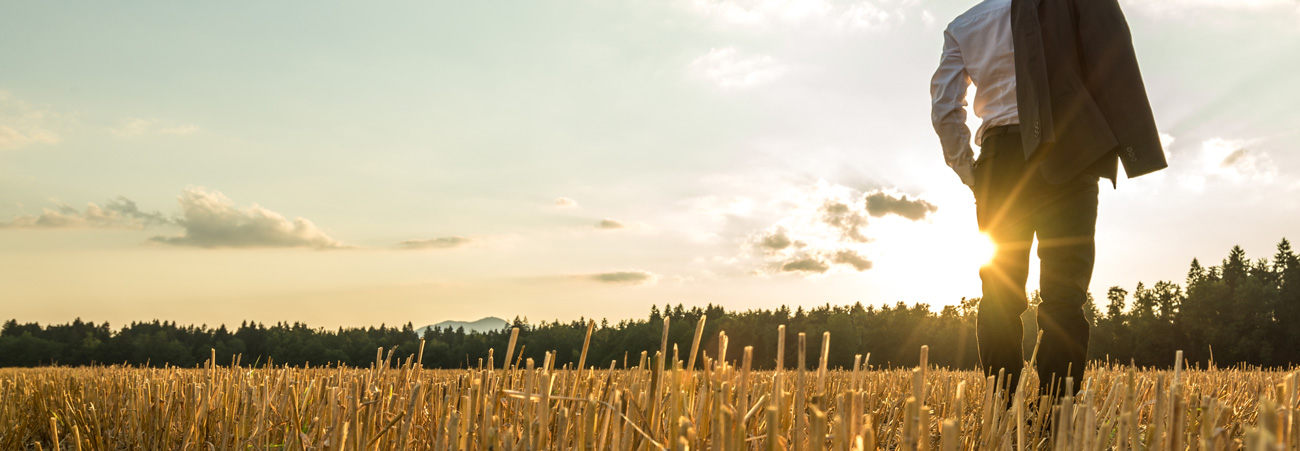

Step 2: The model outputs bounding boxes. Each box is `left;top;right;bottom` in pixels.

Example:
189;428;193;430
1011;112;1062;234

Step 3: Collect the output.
398;236;472;250
780;256;830;273
0;91;67;150
149;187;344;249
1122;0;1300;24
109;117;200;137
689;47;788;90
554;197;579;208
0;197;168;229
597;218;626;229
1126;0;1297;12
680;0;912;30
838;1;902;30
682;0;832;26
586;270;658;284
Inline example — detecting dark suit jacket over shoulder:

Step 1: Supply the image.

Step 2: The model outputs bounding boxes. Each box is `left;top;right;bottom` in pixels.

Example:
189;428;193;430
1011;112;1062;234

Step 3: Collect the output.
1011;0;1168;183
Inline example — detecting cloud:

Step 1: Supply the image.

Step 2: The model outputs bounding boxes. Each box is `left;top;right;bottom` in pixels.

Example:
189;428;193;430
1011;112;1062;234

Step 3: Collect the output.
758;227;794;251
689;47;788;90
832;249;873;271
821;200;870;242
781;257;830;273
776;249;873;274
864;192;937;220
0;91;66;150
159;124;200;135
398;236;472;250
1126;0;1298;14
597;218;626;229
682;0;832;26
0;197;168;229
109;117;200;137
149;187;344;249
1172;137;1279;191
839;1;899;30
554;197;579;207
746;182;932;275
587;270;658;284
679;0;913;30
1159;133;1176;149
1121;0;1300;25
1199;137;1275;181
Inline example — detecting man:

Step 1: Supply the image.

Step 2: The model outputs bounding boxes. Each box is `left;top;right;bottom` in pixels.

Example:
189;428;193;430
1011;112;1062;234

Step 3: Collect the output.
930;0;1166;401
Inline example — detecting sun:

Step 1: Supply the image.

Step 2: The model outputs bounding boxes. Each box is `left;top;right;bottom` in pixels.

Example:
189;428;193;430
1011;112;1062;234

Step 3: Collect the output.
973;233;996;267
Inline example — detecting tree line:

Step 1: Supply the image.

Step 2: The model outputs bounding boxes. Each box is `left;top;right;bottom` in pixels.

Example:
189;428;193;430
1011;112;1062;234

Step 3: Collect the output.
2;238;1296;370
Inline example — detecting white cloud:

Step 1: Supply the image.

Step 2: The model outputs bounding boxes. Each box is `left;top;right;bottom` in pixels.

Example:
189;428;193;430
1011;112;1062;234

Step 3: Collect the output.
1159;132;1176;149
0;197;168;229
150;187;344;249
159;124;200;135
682;0;833;26
1176;137;1277;190
839;1;896;30
689;47;788;89
679;0;914;30
0;91;66;150
109;117;200;137
1199;137;1274;181
747;181;934;275
554;197;579;207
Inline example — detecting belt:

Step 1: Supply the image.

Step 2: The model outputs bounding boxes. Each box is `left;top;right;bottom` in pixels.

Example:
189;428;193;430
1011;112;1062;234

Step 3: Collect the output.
984;124;1020;139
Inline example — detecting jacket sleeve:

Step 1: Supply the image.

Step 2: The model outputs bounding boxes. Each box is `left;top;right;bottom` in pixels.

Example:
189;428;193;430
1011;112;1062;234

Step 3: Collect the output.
930;26;976;187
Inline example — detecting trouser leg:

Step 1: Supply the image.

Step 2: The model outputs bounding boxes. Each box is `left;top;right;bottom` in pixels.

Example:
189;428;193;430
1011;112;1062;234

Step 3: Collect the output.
1033;175;1099;399
974;133;1034;395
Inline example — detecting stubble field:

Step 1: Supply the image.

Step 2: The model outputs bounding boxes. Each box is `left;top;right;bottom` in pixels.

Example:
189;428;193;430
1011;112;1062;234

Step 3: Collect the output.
1;323;1297;450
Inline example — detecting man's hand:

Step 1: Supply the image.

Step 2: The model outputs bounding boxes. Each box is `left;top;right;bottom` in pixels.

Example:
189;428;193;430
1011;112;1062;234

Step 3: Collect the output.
955;161;975;189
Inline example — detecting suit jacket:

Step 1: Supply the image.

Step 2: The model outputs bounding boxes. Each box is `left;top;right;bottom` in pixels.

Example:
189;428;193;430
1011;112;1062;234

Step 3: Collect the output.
1011;0;1167;183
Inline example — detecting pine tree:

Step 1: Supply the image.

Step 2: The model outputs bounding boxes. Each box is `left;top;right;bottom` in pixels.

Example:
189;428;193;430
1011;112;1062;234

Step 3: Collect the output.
1187;258;1206;287
1106;286;1128;319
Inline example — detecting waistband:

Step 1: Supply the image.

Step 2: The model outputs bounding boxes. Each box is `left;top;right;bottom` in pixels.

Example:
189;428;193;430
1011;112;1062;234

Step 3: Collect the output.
984;124;1020;140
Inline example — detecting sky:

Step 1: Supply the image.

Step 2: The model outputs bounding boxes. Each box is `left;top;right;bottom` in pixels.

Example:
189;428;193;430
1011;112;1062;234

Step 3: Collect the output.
1;0;1297;329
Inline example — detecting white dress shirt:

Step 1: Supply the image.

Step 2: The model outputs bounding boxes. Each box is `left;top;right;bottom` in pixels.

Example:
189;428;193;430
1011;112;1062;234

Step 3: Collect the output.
930;0;1019;186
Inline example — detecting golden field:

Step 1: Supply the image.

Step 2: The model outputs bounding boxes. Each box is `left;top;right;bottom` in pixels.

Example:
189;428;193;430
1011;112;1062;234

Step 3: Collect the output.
1;322;1297;450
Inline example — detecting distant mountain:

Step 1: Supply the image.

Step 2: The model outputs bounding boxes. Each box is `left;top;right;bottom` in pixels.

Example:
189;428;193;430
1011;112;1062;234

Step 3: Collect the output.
417;317;509;336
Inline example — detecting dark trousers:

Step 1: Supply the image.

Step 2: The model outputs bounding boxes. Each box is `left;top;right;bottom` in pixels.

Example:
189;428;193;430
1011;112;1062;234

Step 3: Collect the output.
973;130;1098;400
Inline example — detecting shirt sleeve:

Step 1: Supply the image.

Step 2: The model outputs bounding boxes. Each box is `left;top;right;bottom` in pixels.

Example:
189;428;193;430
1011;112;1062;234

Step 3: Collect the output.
930;26;976;186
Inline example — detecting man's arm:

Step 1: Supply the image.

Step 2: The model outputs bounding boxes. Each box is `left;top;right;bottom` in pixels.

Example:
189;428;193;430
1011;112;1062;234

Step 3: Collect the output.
935;26;977;188
930;26;976;187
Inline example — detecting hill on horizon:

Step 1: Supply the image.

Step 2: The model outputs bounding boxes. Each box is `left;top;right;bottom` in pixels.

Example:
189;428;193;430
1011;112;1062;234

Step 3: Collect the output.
417;317;509;336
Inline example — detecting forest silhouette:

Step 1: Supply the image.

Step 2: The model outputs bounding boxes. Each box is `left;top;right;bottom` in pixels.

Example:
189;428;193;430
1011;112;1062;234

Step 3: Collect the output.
3;238;1296;370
